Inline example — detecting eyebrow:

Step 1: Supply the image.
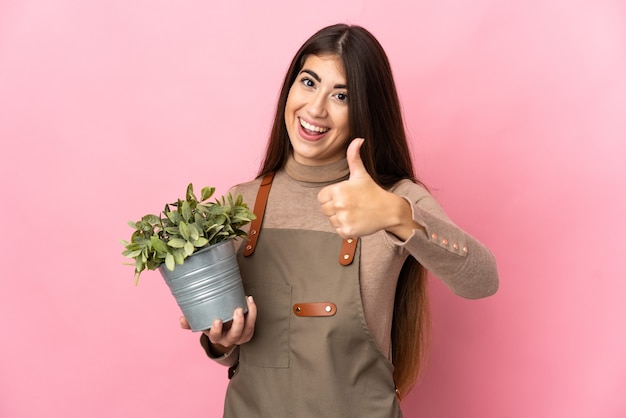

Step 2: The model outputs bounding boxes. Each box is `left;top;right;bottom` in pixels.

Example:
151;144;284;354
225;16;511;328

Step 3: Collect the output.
300;69;347;89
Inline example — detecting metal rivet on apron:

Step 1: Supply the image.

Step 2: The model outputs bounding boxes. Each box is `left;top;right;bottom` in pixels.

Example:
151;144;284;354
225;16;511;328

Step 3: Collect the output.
246;244;252;251
251;229;257;235
295;306;301;312
325;305;332;313
343;254;350;260
347;238;353;244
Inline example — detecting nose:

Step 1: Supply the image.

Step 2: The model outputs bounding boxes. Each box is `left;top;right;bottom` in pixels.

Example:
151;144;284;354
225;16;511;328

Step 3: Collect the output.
306;91;328;118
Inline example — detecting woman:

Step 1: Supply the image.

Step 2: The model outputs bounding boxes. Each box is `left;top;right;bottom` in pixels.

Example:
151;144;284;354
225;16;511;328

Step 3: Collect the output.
181;23;499;417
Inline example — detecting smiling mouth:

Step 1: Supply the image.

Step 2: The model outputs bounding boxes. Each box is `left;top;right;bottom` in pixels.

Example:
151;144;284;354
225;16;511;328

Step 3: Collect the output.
300;118;329;134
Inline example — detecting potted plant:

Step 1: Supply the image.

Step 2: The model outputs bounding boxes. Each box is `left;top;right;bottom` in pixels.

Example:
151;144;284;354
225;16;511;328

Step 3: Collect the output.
121;183;256;331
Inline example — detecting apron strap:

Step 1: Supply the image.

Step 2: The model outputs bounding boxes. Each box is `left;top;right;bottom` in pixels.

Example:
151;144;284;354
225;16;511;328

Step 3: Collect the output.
243;172;274;257
242;171;358;265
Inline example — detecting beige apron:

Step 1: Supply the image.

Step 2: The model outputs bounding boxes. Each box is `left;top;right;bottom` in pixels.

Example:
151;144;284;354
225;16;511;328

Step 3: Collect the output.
223;174;402;418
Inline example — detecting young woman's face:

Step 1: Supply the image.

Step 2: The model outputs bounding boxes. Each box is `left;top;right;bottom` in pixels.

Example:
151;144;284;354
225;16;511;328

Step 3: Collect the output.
285;54;350;166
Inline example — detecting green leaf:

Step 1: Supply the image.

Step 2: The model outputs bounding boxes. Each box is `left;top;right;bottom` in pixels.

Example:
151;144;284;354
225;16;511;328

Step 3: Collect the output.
137;220;154;233
135;257;144;272
193;237;209;247
165;210;183;224
167;238;187;248
208;205;227;215
188;223;200;241
233;214;252;223
143;214;161;224
179;221;190;240
150;236;168;253
165;253;175;271
164;227;179;236
184;241;194;256
201;186;215;201
173;250;185;265
122;242;142;252
123;249;142;258
235;194;244;206
181;201;192;222
186;183;197;201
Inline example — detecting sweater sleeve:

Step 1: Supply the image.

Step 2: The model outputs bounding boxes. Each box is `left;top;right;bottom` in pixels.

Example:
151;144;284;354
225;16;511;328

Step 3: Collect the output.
388;180;499;299
200;333;240;367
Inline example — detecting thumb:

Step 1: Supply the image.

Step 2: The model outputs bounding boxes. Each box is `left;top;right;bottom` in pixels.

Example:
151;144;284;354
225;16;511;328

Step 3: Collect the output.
347;138;368;180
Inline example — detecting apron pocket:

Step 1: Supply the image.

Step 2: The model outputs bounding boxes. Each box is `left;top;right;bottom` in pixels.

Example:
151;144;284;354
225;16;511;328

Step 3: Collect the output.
241;282;291;368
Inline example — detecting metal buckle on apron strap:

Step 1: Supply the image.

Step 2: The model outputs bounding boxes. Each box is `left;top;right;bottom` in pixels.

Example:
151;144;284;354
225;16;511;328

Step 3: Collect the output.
293;302;337;317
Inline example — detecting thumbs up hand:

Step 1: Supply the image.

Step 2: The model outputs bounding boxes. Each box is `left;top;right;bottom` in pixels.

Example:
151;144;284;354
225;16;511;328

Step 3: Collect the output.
318;138;416;240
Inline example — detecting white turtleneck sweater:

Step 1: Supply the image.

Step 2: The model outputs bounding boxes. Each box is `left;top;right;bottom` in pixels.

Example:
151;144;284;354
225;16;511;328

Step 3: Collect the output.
202;155;499;365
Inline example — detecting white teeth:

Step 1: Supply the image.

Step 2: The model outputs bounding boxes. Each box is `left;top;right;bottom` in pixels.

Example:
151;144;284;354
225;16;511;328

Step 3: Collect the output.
300;118;329;133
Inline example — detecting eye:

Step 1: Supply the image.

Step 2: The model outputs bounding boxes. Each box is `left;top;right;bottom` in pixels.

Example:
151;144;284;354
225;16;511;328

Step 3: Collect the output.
300;77;315;88
335;92;348;102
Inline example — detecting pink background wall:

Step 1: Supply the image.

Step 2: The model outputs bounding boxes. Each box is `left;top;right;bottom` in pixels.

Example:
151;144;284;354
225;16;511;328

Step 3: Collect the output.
1;1;625;417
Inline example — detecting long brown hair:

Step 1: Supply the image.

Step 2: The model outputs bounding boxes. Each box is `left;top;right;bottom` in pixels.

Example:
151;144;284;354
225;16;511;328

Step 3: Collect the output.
259;24;430;398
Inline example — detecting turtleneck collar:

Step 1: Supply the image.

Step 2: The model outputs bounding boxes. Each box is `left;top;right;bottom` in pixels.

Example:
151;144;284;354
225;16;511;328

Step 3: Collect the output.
284;154;350;185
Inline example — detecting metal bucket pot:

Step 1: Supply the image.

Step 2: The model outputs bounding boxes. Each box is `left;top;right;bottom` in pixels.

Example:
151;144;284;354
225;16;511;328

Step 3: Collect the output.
159;240;248;331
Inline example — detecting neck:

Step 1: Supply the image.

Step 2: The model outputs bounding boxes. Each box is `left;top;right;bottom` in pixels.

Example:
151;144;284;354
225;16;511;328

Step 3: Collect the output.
284;154;350;184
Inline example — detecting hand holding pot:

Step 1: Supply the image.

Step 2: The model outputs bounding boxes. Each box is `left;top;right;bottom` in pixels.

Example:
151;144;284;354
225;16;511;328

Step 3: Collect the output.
179;295;257;356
